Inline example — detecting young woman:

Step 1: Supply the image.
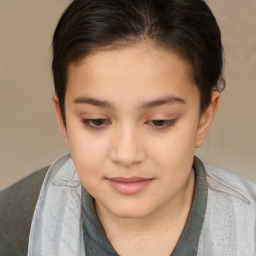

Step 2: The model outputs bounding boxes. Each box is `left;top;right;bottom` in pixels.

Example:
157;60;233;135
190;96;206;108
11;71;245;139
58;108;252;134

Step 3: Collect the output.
1;0;255;255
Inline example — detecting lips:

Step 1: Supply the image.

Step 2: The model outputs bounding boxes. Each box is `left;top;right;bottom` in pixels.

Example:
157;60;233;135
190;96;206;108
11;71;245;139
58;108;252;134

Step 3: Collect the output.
107;177;153;195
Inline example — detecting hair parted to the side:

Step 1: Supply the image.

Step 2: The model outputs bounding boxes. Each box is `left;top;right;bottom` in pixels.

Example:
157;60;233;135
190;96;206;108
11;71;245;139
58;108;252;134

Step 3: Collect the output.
52;0;225;124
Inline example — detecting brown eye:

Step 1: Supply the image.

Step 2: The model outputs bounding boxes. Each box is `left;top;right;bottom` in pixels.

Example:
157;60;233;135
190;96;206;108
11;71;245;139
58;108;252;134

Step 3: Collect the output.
82;119;111;129
90;119;106;126
152;120;166;126
147;119;176;128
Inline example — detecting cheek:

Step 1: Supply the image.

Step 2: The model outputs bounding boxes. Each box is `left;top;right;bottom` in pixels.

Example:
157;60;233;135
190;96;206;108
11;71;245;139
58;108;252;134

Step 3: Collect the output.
152;127;197;159
66;127;109;176
150;120;198;173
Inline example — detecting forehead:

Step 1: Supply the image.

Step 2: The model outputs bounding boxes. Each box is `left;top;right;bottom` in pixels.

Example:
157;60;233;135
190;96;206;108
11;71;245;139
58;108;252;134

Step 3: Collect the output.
66;43;199;106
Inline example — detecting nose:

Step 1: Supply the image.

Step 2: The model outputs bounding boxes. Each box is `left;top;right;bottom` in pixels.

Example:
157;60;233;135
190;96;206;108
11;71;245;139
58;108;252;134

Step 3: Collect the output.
110;125;146;167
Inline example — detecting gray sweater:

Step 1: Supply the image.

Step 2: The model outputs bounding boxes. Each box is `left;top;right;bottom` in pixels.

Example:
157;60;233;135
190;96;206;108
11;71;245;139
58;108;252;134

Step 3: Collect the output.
1;156;256;256
0;166;48;255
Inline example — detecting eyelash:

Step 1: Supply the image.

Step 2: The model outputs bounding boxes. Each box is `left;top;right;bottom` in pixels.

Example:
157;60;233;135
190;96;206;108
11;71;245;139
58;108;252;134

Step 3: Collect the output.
82;119;111;130
82;118;177;130
146;119;177;129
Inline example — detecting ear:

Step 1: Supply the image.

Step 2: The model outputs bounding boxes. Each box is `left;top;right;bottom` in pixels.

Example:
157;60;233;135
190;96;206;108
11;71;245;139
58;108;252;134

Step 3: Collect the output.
195;91;220;148
52;94;69;147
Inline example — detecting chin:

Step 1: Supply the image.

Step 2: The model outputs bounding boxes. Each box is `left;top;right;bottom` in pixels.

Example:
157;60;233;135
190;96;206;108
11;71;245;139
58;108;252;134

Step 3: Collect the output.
105;201;157;219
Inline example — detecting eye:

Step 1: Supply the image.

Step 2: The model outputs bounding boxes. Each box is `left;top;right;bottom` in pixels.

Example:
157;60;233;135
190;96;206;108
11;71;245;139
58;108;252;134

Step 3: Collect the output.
146;119;176;128
82;119;111;129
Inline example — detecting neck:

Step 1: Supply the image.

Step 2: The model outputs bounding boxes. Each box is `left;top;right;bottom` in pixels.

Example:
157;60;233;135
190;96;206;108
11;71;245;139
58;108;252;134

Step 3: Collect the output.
96;169;195;256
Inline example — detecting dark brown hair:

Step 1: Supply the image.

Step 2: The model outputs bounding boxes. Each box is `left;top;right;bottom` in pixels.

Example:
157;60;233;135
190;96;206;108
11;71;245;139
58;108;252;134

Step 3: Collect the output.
52;0;225;123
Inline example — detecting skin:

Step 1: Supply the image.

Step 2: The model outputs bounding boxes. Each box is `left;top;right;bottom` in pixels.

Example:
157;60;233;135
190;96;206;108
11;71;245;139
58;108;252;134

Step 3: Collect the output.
53;42;220;255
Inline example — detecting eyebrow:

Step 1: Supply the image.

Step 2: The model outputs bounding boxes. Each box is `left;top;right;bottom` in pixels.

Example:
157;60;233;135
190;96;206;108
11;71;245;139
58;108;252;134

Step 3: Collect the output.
73;96;186;108
140;96;186;108
73;97;112;108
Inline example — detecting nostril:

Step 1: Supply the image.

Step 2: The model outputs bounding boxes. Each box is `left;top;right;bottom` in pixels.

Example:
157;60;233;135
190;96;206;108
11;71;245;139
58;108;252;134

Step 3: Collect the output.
110;146;146;167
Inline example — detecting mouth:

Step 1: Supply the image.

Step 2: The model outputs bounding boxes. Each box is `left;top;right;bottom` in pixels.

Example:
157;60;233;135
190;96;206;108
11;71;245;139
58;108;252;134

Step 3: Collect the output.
106;177;153;195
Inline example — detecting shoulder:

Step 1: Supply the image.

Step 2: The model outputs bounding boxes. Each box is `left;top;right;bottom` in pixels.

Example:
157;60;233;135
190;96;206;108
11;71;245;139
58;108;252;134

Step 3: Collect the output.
195;158;256;255
194;156;256;206
0;166;49;256
204;162;256;206
0;166;49;209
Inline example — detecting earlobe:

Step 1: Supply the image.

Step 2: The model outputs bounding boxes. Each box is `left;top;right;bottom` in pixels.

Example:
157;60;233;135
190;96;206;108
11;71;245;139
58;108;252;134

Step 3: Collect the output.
52;94;69;147
195;91;220;148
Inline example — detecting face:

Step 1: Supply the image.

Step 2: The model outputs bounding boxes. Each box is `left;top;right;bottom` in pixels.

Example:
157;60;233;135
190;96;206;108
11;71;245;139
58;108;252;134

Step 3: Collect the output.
53;43;219;219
